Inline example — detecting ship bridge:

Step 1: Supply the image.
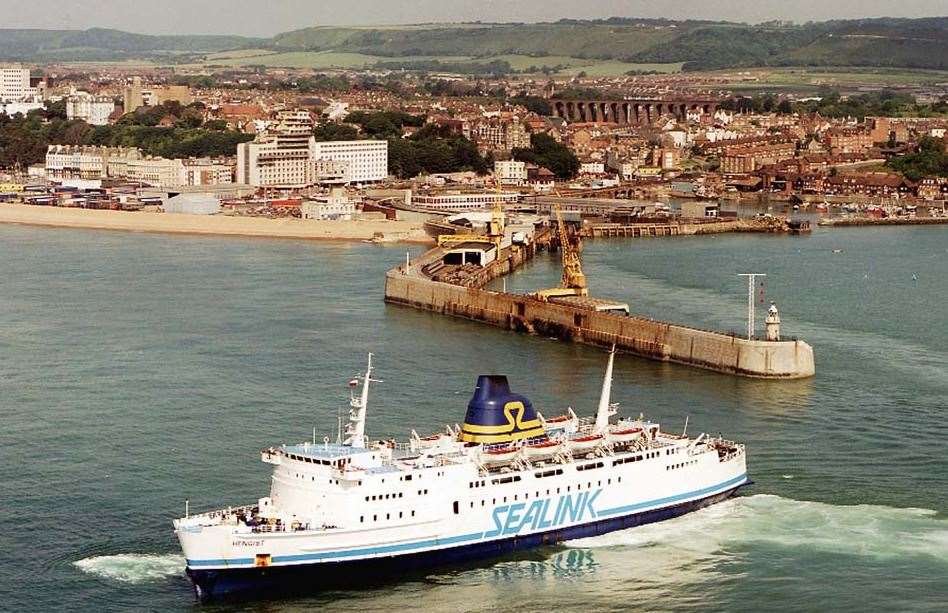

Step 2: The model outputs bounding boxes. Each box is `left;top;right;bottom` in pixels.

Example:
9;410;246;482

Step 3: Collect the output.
264;443;385;472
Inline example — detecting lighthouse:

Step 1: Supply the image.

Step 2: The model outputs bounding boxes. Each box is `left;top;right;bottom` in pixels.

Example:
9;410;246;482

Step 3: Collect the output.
765;302;781;341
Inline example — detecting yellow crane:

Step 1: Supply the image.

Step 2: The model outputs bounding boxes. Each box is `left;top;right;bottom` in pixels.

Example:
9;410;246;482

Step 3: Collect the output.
437;192;507;251
533;204;588;300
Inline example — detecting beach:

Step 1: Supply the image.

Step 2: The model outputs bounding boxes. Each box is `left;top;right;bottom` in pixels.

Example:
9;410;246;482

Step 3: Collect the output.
0;203;432;243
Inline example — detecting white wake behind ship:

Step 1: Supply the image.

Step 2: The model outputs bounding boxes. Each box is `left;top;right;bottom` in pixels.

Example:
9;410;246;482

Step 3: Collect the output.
173;350;749;600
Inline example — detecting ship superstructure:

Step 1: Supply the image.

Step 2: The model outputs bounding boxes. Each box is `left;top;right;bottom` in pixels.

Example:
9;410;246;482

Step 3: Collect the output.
173;350;748;600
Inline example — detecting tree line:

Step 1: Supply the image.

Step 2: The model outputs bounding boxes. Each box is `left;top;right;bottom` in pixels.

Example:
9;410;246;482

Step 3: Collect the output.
0;100;253;168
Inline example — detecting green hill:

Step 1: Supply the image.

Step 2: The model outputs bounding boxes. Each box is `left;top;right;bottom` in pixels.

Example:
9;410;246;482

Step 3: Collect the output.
1;18;945;70
272;17;948;71
0;28;264;61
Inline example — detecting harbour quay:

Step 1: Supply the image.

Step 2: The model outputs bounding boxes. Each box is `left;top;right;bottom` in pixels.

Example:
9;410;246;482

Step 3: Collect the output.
384;234;815;380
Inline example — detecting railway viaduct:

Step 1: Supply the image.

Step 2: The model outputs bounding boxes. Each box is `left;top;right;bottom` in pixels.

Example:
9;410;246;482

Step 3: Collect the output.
550;96;724;124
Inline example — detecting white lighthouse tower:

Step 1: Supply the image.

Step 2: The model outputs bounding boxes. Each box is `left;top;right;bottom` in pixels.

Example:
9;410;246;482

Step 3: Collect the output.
765;302;781;341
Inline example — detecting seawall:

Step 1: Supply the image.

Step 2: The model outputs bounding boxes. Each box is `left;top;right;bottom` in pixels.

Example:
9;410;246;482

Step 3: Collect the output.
385;265;815;380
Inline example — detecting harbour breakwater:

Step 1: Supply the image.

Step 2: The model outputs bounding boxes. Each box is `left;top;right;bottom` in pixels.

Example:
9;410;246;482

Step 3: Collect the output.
384;243;815;379
817;216;948;228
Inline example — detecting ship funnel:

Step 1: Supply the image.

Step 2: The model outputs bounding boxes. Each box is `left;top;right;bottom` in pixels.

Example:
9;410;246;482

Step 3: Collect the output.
460;376;545;444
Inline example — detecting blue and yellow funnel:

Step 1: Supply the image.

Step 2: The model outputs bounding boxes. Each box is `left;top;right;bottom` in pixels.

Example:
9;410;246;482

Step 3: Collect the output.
460;376;545;444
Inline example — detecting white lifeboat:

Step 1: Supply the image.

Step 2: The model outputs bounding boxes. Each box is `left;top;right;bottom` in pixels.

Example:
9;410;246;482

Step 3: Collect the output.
481;445;520;466
541;407;579;433
522;438;563;461
608;427;643;445
567;433;605;454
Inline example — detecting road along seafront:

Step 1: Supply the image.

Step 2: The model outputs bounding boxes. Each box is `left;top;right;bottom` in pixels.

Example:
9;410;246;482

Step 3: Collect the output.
384;239;815;380
0;203;432;243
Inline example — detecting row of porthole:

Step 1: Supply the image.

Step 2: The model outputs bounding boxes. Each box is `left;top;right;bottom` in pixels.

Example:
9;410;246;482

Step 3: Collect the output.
463;478;621;510
360;509;416;523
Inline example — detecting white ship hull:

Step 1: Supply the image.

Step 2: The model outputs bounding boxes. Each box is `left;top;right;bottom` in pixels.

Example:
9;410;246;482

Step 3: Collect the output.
173;353;750;600
177;444;747;599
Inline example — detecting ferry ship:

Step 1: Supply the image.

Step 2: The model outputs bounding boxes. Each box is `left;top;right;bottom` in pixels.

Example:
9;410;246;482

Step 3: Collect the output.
173;350;749;600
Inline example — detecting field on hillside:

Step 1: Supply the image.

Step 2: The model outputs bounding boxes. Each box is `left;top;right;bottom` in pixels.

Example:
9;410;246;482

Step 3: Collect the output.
714;67;948;94
189;50;683;75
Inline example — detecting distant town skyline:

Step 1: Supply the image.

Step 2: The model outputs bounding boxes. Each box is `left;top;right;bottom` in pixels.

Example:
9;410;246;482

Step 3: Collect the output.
0;0;945;37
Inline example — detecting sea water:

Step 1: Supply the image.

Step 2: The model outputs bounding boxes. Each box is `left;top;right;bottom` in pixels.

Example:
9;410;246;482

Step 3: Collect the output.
1;224;946;612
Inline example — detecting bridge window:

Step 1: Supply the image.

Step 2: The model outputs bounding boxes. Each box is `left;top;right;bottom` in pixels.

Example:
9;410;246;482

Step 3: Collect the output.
453;501;459;515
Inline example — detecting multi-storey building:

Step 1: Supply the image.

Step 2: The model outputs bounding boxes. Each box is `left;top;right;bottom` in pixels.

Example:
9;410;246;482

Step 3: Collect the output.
237;111;317;189
721;142;797;175
824;128;874;154
471;117;530;153
0;65;34;101
65;91;116;126
494;160;527;185
123;77;193;114
45;145;142;181
302;188;355;220
125;157;184;187
180;158;235;186
411;191;520;212
312;140;388;184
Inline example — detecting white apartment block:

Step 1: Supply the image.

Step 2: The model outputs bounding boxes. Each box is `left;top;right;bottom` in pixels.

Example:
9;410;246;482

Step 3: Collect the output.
579;162;605;175
312;140;388;184
237;139;312;189
125;158;182;187
1;100;44;117
65;91;116;126
45;145;142;181
237;108;387;188
46;145;232;187
0;66;34;101
123;157;234;188
237;110;317;189
494;160;527;185
181;158;235;186
411;191;520;212
302;188;355;221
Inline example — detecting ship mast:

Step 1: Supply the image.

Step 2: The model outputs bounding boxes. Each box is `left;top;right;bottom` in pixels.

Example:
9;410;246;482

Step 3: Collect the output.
344;353;376;448
595;345;618;433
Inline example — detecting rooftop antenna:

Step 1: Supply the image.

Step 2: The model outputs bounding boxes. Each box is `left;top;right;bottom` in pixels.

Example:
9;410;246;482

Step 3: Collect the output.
738;273;767;340
595;344;618;433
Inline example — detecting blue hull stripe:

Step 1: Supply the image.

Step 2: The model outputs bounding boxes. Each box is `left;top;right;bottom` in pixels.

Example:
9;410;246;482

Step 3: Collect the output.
186;473;748;569
597;473;749;517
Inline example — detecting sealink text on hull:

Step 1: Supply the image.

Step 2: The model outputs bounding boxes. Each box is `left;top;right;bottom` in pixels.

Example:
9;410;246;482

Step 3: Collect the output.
173;351;749;600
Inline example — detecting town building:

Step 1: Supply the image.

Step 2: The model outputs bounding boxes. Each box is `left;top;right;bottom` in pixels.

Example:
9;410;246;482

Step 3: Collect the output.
125;157;183;187
180;158;235;186
0;65;34;101
527;165;555;192
471;116;530;153
411;191;520;212
494;160;527;185
312;140;388;184
238;110;387;188
123;77;193;114
45;145;142;181
302;188;355;220
237;110;317;189
721;142;797;175
65;91;116;126
0;99;44;117
824;127;874;155
579;162;606;175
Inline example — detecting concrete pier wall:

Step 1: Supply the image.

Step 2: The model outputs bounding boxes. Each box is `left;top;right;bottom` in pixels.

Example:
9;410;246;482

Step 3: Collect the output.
385;271;815;379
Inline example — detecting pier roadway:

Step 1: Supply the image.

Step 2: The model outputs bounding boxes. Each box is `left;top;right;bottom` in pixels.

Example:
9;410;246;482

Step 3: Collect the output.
385;243;815;380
